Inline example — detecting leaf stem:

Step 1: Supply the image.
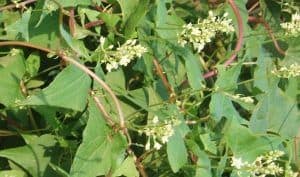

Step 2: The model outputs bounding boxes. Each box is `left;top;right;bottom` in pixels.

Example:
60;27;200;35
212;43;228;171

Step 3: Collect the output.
20;80;39;131
153;58;176;101
84;20;104;29
0;0;37;11
203;0;244;79
248;16;285;55
90;91;115;127
0;40;127;136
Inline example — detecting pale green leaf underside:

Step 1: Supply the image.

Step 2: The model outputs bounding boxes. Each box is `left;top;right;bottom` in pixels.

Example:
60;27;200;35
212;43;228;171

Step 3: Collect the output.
21;64;91;111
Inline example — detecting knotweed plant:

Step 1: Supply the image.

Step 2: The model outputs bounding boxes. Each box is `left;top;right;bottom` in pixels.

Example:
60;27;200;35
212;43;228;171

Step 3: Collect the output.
0;0;299;177
97;37;147;72
281;12;300;36
178;11;235;52
231;150;298;177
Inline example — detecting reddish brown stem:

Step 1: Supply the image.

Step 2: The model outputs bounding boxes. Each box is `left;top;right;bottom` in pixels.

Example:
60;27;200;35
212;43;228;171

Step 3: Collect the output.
135;158;148;177
203;70;218;79
248;16;285;55
224;0;244;66
0;41;126;132
0;41;52;53
203;0;244;79
94;5;104;12
69;8;76;37
153;58;175;99
0;0;36;11
91;91;115;127
247;1;259;13
127;149;148;177
84;20;104;29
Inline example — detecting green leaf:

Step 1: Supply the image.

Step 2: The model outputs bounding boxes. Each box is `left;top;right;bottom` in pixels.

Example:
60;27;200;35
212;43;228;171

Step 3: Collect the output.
0;52;26;106
3;8;31;41
55;0;92;7
167;131;188;173
215;64;242;91
155;0;185;42
250;88;299;137
117;0;139;23
251;47;299;137
253;48;278;92
98;12;120;28
123;0;149;37
106;69;126;91
25;80;44;89
34;106;60;129
186;140;212;177
209;64;244;122
0;134;58;177
112;156;139;177
21;64;91;111
170;46;204;90
25;52;40;77
200;133;217;154
209;92;244;123
216;152;228;176
60;25;90;58
29;12;62;50
78;8;99;25
0;170;27;177
70;99;127;177
225;121;282;162
184;52;204;90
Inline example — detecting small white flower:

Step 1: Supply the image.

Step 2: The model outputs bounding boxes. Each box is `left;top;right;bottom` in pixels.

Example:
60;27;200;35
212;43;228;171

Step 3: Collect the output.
161;135;169;144
145;138;151;150
231;157;245;169
106;63;113;72
226;93;254;104
154;141;162;150
106;61;119;72
119;57;131;66
152;116;159;124
100;37;106;47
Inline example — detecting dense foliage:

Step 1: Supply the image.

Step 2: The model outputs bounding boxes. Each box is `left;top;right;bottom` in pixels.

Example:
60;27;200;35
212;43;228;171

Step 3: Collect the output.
0;0;299;176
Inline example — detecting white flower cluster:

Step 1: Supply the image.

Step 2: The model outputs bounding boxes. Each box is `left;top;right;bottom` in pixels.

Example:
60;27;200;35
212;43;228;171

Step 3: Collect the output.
271;63;300;78
231;94;254;104
225;93;254;104
281;12;300;36
231;150;298;177
178;11;235;52
98;37;147;72
142;116;180;150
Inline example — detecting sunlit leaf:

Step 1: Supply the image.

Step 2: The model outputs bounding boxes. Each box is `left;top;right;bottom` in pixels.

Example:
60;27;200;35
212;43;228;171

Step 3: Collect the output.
21;64;91;111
